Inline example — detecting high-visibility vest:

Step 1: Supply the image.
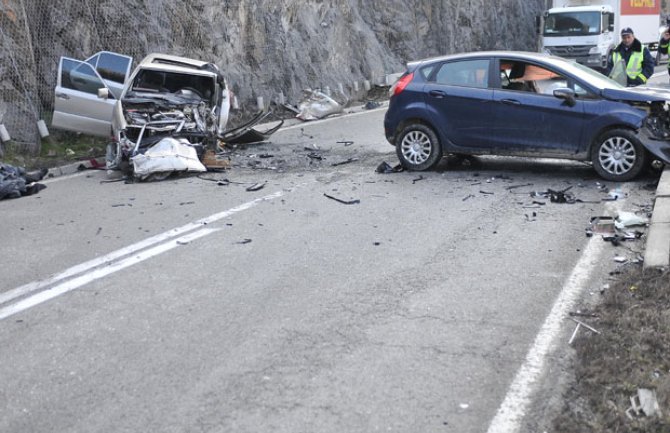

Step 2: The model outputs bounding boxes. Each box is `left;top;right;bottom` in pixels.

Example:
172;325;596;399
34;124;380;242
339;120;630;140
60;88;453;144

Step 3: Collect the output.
613;48;647;83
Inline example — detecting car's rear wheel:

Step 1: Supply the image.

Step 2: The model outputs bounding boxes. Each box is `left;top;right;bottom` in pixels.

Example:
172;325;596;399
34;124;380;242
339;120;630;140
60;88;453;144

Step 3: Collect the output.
591;129;647;181
395;123;442;171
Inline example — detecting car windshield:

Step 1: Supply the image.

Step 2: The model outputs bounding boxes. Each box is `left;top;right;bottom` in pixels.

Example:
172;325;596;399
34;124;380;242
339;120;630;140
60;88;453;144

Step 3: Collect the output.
543;11;601;36
130;69;216;101
550;58;624;90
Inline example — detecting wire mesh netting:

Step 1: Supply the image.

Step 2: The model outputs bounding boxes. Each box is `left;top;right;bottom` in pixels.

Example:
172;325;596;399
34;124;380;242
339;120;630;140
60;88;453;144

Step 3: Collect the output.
1;0;548;156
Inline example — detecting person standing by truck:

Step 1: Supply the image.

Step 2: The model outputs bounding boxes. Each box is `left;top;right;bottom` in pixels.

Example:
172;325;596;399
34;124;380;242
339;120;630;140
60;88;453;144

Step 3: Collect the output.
605;27;654;86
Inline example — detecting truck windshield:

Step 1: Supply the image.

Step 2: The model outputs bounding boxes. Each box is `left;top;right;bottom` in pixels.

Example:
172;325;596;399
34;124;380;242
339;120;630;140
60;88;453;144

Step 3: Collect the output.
543;12;601;36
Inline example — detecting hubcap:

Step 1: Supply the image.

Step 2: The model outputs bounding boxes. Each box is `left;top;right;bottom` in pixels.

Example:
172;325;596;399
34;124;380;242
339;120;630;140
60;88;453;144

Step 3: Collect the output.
400;130;432;165
598;136;636;175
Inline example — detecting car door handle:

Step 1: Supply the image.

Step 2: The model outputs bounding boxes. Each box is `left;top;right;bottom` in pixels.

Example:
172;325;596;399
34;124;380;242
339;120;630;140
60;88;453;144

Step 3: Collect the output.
56;93;70;100
429;90;447;98
500;98;521;106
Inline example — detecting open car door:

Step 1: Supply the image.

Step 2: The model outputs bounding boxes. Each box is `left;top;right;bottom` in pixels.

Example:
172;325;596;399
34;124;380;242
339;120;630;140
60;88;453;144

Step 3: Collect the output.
52;52;132;137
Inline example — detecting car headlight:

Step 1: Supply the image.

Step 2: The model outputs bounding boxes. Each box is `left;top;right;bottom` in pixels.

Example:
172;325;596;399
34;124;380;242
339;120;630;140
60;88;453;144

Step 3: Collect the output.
589;46;601;55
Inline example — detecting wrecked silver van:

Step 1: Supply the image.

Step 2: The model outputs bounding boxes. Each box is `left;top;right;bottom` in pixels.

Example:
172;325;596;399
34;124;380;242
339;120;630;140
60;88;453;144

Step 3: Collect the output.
102;53;231;176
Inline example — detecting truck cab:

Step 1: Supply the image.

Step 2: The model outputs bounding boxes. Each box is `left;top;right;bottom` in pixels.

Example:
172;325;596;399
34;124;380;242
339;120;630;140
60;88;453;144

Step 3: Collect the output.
542;5;614;70
540;0;660;71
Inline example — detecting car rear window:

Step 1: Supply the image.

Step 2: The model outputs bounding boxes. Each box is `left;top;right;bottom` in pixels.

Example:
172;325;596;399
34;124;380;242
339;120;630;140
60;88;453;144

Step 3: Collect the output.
433;59;489;88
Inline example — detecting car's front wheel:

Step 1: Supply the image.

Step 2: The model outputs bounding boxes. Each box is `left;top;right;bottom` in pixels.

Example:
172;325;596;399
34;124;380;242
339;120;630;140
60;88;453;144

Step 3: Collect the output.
395;123;442;171
591;129;647;181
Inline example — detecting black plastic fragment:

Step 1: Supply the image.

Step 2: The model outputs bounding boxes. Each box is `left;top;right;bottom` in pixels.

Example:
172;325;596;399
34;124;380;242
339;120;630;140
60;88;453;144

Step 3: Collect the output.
323;193;360;205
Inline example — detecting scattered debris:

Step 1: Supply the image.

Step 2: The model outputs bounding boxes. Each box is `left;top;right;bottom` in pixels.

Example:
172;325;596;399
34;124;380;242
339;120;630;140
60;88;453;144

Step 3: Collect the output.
0;164;47;200
479;190;494;195
603;187;626;201
569;311;599;318
412;175;425;184
201;148;230;170
331;157;358;167
548;186;576;203
615;211;648;229
222;111;283;144
568;317;601;345
296;89;345;120
337;140;354;146
235;239;252;245
506;183;534;190
282;103;301;114
587;215;647;246
626;388;663;419
363;100;381;109
323;193;360;205
524;212;537;222
588;216;616;237
376;161;404;173
246;182;266;192
462;194;475;201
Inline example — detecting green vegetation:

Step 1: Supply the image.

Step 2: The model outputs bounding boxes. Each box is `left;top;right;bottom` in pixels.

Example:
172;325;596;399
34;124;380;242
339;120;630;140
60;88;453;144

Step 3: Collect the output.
1;133;107;170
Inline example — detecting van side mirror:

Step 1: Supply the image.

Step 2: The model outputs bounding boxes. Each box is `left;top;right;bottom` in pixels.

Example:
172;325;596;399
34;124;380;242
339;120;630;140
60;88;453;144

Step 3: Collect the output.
553;88;576;106
97;88;109;100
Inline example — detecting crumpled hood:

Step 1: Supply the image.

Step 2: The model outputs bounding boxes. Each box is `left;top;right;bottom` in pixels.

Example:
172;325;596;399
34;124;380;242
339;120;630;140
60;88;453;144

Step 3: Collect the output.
601;87;670;103
123;93;206;108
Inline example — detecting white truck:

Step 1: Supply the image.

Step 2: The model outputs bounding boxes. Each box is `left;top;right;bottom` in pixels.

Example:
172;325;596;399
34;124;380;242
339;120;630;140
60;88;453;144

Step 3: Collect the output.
541;0;660;70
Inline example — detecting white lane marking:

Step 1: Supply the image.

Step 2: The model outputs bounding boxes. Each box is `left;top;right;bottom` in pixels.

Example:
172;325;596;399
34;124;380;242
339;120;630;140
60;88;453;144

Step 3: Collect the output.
486;235;605;432
0;190;286;309
486;199;623;432
0;228;218;321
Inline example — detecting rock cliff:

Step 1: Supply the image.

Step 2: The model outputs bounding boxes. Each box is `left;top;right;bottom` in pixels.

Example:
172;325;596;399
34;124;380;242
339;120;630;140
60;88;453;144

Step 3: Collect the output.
0;0;544;150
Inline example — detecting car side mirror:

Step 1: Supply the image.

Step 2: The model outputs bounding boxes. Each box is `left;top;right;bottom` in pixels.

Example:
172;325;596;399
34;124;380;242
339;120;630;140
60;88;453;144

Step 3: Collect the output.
553;87;576;107
97;88;109;100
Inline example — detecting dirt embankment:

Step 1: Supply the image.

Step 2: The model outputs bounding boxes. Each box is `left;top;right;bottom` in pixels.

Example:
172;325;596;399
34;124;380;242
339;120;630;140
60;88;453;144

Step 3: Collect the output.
553;266;670;432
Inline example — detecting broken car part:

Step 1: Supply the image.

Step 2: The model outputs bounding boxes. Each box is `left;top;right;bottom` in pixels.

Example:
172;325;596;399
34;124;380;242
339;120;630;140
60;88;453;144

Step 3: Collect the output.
296;89;345;121
323;193;360;205
375;161;404;173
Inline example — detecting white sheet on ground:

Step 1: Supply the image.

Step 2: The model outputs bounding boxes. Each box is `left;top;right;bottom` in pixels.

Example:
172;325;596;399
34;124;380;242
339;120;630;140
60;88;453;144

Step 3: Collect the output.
132;137;206;177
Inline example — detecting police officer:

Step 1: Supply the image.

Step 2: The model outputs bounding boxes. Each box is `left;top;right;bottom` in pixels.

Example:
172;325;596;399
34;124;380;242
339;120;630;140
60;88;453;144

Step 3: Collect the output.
606;27;654;86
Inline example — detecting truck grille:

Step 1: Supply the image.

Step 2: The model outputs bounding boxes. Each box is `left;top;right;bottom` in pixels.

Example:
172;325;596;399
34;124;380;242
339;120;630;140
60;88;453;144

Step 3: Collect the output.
548;45;595;57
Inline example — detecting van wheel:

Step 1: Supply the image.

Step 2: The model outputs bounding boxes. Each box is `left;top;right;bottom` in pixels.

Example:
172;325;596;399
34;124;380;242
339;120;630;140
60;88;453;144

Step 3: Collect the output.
395;124;442;171
591;129;646;181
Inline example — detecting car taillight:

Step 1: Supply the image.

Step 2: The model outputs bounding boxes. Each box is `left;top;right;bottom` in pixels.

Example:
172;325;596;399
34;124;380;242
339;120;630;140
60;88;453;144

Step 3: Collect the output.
390;72;414;97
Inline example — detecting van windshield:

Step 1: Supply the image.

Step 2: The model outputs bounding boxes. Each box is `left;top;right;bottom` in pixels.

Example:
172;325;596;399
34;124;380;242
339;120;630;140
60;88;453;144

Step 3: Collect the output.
544;11;601;36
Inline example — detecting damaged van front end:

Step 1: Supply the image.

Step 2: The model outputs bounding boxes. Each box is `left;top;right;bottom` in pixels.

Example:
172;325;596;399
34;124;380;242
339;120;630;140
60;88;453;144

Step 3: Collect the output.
105;54;231;178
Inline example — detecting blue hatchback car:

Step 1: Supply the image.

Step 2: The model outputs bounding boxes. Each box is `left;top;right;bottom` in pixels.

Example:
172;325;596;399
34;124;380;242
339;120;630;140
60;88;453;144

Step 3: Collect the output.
384;51;670;181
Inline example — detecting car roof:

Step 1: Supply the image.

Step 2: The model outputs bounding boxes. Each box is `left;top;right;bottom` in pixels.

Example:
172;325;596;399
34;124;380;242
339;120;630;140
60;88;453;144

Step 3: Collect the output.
406;51;573;71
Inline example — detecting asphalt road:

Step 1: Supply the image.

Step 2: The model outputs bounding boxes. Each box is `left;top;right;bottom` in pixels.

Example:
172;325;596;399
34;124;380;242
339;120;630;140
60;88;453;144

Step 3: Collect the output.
0;108;657;432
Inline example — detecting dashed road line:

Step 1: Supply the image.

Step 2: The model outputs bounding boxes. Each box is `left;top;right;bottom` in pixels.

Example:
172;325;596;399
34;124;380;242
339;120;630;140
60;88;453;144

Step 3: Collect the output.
0;189;287;321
